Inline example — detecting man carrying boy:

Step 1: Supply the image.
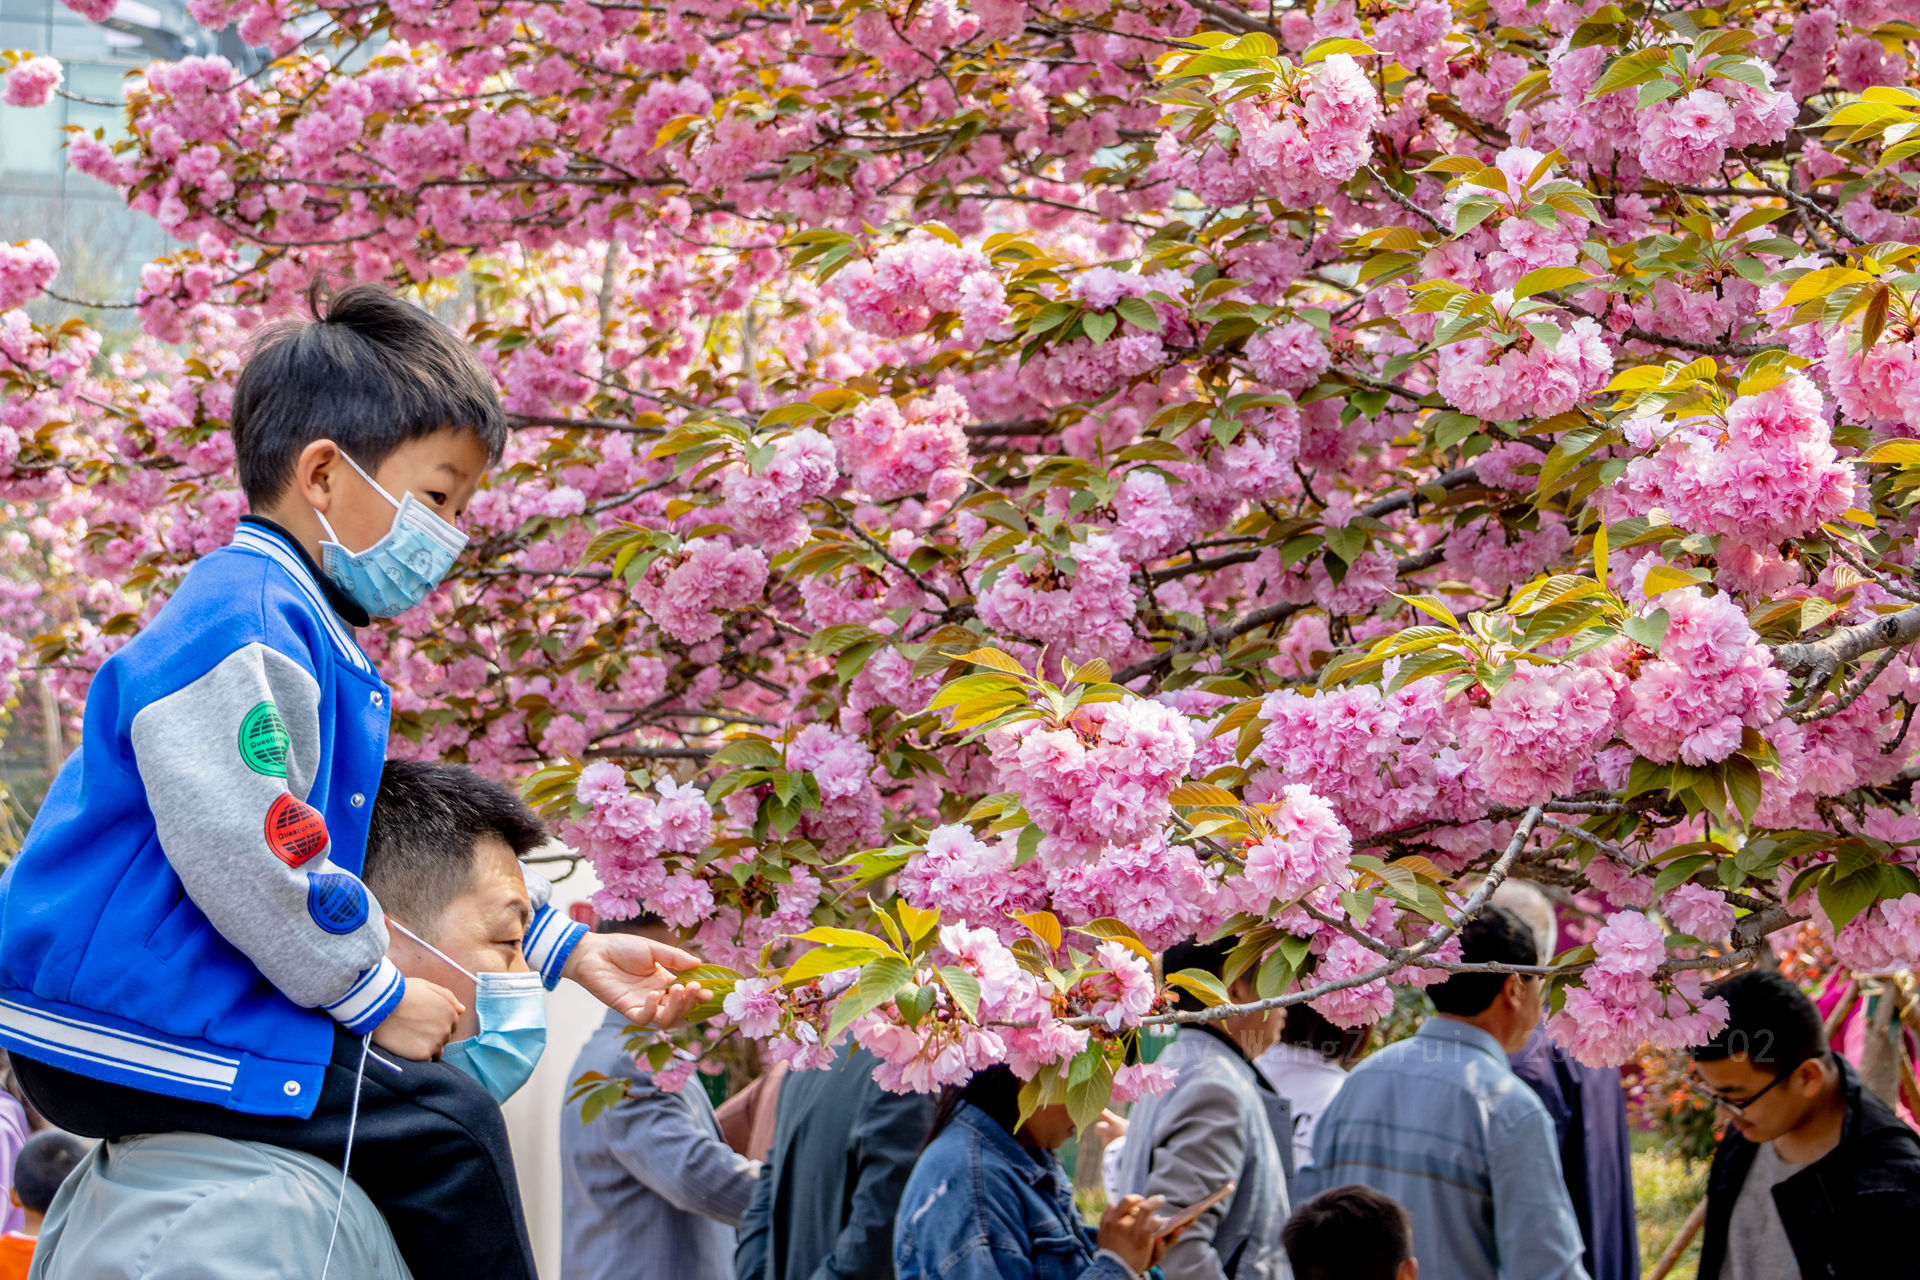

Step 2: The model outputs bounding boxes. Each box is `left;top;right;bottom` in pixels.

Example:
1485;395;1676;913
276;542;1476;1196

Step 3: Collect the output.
0;284;703;1280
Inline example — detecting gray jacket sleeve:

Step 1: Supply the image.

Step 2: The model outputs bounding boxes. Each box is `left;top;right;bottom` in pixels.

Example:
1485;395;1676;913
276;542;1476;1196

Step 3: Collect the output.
1139;1077;1247;1280
602;1074;761;1224
129;641;400;1033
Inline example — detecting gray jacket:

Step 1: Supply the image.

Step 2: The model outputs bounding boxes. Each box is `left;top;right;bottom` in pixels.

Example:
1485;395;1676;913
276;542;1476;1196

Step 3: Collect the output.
31;1133;411;1279
1114;1027;1293;1280
561;1009;760;1280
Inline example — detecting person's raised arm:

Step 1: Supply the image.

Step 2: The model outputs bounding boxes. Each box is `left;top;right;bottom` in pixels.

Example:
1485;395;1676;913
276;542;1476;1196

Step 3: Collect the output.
130;640;448;1050
1133;1077;1245;1280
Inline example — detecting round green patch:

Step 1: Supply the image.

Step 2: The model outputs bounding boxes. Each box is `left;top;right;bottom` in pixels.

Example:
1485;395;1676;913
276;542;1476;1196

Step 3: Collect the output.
239;701;290;777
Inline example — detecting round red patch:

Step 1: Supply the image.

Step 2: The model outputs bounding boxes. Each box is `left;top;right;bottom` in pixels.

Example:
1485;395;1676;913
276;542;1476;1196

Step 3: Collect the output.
265;793;329;868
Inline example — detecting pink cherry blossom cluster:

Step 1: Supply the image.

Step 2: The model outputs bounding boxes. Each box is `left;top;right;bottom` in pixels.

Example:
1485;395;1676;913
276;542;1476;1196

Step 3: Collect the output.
1636;74;1796;185
570;763;716;922
630;538;769;645
1;56;61;108
1465;661;1623;806
1436;316;1614;423
785;722;884;854
0;241;58;313
829;232;1012;346
1240;784;1354;905
1618;588;1788;767
1616;375;1855;553
984;698;1196;860
1824;328;1920;435
719;427;838;552
829;388;972;504
1159;53;1380;208
1548;910;1728;1067
974;532;1140;662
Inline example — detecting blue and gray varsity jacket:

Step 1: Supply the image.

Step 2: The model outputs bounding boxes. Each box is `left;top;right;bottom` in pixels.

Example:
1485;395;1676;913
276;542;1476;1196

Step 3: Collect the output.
0;518;585;1117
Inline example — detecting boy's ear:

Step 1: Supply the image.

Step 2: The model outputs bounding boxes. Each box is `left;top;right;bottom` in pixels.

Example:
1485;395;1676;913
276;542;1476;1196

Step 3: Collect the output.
9;1187;19;1209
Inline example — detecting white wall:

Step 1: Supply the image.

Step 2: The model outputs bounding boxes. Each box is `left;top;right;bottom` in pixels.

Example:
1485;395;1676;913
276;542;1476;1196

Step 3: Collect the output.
502;860;607;1279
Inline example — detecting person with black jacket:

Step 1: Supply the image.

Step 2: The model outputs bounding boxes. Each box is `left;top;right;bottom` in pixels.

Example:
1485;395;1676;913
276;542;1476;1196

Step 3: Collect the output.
1690;968;1920;1280
734;1044;933;1280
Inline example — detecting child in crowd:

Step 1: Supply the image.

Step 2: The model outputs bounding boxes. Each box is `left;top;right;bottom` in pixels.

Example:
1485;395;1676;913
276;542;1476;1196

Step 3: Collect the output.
0;283;701;1280
0;1131;86;1280
1281;1184;1419;1280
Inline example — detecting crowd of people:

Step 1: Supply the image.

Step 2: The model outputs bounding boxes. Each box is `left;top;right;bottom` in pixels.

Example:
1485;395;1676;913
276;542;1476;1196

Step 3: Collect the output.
559;892;1920;1280
0;284;1914;1278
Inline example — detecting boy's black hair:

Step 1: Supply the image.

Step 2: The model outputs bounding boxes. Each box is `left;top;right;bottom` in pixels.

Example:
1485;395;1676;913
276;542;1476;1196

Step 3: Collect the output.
1278;1001;1371;1067
1163;935;1239;1012
14;1130;87;1213
364;759;548;932
1282;1184;1413;1280
1427;904;1537;1017
1693;969;1825;1076
230;282;506;506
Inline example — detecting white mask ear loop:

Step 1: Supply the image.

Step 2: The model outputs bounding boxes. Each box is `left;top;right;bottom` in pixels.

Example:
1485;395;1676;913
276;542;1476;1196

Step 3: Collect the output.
389;917;479;983
319;1033;371;1280
336;448;404;509
312;447;400;549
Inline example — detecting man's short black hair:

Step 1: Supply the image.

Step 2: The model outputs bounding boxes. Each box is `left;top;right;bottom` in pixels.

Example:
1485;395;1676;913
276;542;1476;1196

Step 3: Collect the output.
1163;935;1238;1012
14;1130;87;1213
1427;904;1537;1017
1692;969;1825;1077
1282;1184;1413;1280
1279;1000;1371;1066
231;282;506;506
364;760;548;931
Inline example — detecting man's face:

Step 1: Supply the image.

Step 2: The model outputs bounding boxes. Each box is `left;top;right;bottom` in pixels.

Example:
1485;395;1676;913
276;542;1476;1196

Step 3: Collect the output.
388;834;532;1039
1692;1054;1823;1144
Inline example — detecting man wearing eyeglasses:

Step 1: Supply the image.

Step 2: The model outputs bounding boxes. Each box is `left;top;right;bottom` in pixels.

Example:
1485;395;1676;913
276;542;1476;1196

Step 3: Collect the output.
1689;969;1920;1280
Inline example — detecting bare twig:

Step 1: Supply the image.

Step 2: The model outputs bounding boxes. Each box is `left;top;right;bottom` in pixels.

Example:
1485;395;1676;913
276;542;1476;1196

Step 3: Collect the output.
1773;604;1920;688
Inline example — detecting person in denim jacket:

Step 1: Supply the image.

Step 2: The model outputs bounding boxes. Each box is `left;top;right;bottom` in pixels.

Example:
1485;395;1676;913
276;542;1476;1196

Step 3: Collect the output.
895;1066;1172;1280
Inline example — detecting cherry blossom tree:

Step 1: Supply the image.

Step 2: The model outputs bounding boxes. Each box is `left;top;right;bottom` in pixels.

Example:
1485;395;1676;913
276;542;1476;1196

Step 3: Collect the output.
5;0;1920;1118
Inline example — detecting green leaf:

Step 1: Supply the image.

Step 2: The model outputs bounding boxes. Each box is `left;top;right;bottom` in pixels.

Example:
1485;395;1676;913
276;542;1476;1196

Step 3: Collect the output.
1083;310;1117;345
1622;608;1670;652
1817;863;1884;932
1064;1048;1116;1133
792;926;897;954
940;967;983;1022
785;945;884;986
1166;967;1231;1007
1512;266;1595;299
1114;296;1163;333
1301;36;1378;62
1653;853;1715;896
826;956;912;1042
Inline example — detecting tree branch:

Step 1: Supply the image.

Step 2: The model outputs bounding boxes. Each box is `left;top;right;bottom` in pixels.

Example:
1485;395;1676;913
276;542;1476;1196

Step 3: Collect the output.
1772;604;1920;688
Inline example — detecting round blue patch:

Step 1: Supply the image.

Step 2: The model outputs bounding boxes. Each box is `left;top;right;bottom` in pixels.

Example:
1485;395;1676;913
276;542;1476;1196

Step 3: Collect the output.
307;872;369;935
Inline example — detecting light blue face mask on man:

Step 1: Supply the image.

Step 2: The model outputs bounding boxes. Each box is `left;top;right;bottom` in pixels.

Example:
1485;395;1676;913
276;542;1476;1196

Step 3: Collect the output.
389;920;548;1104
313;449;468;618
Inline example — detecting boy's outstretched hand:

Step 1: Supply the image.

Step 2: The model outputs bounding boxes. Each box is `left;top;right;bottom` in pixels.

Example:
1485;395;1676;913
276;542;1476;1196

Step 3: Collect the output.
564;933;710;1028
373;976;465;1060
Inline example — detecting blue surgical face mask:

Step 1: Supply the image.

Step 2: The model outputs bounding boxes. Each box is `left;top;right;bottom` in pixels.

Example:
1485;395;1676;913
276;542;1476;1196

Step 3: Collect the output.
313;449;468;618
389;920;548;1104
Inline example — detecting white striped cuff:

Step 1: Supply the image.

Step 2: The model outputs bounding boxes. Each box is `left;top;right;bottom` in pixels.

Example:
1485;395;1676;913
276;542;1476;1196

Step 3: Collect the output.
524;904;588;990
323;957;406;1034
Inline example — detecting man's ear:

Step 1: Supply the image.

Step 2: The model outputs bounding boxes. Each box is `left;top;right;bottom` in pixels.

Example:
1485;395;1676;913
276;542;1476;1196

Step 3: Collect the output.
9;1187;19;1209
1397;1257;1418;1280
